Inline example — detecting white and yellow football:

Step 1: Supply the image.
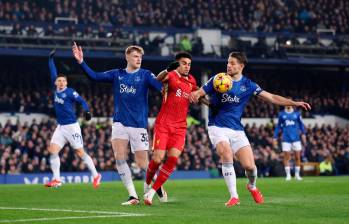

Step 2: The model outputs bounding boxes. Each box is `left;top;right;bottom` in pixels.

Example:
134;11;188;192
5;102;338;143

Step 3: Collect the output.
213;73;233;93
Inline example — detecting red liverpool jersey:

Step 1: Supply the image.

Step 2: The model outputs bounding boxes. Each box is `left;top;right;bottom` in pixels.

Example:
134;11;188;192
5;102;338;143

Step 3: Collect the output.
155;70;197;128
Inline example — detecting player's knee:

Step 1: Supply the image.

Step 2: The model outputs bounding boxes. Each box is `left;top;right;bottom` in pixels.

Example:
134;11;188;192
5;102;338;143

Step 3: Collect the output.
152;154;164;164
75;149;85;158
219;150;233;162
135;160;148;169
48;144;59;154
243;164;256;172
114;151;127;161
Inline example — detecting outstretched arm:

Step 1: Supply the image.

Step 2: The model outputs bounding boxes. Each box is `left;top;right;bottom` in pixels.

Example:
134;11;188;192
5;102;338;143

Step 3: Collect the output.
156;61;180;82
72;41;114;82
189;88;206;104
48;49;57;87
257;91;311;111
72;91;92;121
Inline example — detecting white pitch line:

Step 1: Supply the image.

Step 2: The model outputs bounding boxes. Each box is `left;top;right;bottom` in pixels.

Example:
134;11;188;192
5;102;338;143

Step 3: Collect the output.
0;207;146;223
0;207;144;216
0;215;136;223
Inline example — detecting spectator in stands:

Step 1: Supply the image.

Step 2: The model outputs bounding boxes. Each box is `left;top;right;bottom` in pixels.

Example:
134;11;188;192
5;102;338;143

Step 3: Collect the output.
319;154;334;176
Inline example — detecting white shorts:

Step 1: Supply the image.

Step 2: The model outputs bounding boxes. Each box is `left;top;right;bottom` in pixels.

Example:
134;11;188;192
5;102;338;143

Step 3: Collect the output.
282;141;302;152
111;122;149;152
51;122;83;149
208;126;250;154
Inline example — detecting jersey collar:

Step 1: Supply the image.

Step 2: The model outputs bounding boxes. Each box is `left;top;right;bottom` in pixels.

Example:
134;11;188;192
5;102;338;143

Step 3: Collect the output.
56;87;67;93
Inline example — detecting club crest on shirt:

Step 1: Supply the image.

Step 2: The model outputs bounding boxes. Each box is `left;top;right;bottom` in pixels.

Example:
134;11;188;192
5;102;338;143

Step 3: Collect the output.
61;93;66;98
135;76;141;82
285;120;295;126
240;85;246;92
54;95;64;104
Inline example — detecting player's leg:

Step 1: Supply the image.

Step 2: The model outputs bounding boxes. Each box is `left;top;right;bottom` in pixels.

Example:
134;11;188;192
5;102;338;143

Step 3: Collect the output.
75;149;101;188
66;122;101;188
45;143;63;187
217;141;240;207
111;122;138;205
129;127;166;198
235;145;264;204
145;124;169;186
112;138;139;205
45;125;64;187
208;126;239;207
134;150;157;195
144;148;179;205
293;142;303;180
282;142;292;180
152;147;181;191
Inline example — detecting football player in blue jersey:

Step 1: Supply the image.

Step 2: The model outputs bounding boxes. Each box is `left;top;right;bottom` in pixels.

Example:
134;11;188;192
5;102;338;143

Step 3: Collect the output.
190;52;311;207
72;43;167;205
45;50;101;188
273;105;307;181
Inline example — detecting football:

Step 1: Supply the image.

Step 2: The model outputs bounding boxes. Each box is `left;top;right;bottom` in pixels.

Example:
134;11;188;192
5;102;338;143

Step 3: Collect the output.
213;73;233;93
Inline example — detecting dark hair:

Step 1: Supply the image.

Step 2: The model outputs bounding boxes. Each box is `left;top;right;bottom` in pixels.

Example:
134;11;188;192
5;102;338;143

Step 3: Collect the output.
57;73;67;79
229;52;248;65
175;51;192;61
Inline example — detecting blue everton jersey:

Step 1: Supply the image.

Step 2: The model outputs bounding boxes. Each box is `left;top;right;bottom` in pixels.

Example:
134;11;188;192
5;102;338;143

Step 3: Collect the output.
49;58;89;125
273;110;306;142
53;88;86;125
80;62;162;128
203;75;263;130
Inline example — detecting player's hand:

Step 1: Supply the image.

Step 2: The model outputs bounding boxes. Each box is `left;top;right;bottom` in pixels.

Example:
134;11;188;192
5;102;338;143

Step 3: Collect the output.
189;91;200;104
166;61;180;72
49;49;56;58
294;101;311;111
72;41;84;64
84;111;92;121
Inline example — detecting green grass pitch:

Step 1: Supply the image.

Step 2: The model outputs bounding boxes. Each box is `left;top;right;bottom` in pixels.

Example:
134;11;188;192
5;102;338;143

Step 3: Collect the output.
0;176;348;224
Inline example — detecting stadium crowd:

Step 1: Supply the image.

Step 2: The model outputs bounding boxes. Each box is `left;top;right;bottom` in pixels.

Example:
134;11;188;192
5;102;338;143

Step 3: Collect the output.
1;69;348;119
1;119;348;176
0;0;348;34
1;1;349;58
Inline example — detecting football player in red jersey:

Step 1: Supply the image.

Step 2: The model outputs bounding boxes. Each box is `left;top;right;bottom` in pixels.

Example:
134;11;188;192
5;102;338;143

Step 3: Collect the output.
143;52;197;205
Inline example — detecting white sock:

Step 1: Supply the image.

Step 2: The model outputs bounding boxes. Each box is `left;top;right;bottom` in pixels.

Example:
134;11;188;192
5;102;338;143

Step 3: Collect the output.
147;188;156;200
245;166;257;190
81;153;98;177
50;154;60;181
116;160;137;198
222;162;238;198
295;166;301;177
285;166;291;177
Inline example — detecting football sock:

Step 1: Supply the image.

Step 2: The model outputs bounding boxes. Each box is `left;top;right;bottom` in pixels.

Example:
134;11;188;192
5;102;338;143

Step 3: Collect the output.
50;153;61;181
295;166;301;177
285;166;291;177
146;159;161;185
81;153;98;177
116;160;137;198
245;166;257;190
152;156;177;191
222;162;238;198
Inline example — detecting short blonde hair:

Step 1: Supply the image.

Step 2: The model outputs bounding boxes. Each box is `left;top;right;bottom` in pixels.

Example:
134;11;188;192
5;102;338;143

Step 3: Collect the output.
125;45;144;55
